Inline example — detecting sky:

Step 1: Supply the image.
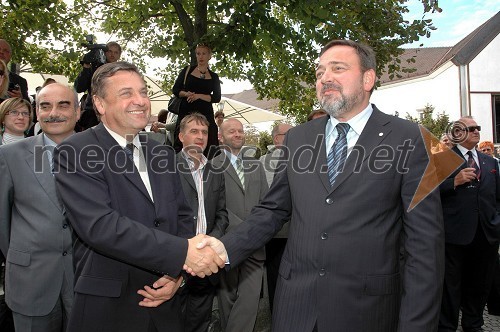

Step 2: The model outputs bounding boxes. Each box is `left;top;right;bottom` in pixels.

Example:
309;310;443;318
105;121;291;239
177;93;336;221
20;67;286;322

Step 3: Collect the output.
222;1;500;94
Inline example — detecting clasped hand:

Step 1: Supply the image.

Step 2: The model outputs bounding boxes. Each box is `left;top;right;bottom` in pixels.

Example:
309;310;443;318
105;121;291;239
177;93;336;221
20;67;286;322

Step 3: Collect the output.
184;234;227;277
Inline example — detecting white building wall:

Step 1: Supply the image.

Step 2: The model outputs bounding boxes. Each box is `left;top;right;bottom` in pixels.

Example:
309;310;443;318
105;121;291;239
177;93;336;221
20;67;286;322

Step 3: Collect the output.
371;64;462;121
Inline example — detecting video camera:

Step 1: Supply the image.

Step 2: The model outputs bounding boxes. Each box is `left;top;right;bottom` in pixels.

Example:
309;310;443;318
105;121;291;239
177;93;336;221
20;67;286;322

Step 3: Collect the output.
80;35;108;71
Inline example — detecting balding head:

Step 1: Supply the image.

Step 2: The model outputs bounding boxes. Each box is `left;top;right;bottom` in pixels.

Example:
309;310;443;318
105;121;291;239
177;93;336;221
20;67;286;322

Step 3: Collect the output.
219;118;245;155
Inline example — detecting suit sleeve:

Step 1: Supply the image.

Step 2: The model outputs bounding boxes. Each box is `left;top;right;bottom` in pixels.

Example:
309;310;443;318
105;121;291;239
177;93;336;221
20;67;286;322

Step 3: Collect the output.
73;67;92;93
207;173;229;239
54;142;189;277
398;128;445;331
221;151;291;267
19;76;29;101
0;148;13;257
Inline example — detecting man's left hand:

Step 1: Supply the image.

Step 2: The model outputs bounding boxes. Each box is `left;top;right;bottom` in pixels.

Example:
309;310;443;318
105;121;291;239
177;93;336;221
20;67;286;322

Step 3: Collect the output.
137;275;184;307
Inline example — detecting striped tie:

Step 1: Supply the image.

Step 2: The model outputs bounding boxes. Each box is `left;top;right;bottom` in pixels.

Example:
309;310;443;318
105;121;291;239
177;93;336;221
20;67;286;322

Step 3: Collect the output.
327;123;350;186
235;158;245;189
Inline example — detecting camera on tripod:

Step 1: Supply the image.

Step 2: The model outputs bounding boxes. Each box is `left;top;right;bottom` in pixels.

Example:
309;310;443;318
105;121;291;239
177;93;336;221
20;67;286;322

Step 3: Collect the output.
80;35;108;71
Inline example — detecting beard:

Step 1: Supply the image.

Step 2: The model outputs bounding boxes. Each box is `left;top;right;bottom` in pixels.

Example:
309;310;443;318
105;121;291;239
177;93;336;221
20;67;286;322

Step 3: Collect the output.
319;82;363;119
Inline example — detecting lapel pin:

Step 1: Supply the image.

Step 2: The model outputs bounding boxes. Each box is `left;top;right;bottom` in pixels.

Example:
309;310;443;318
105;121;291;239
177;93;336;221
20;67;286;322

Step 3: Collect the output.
378;132;383;137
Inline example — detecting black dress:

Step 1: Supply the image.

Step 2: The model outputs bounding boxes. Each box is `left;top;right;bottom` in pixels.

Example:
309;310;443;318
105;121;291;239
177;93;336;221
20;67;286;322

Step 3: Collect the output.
172;66;221;158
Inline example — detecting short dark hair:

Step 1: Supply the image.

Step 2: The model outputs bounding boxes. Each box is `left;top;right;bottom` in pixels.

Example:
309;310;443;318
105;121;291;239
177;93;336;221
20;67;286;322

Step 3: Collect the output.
319;39;377;73
179;113;209;133
157;109;168;123
214;110;224;119
92;62;142;98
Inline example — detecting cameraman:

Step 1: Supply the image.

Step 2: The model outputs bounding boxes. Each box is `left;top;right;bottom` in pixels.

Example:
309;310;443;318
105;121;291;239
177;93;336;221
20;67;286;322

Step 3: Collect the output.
74;41;121;131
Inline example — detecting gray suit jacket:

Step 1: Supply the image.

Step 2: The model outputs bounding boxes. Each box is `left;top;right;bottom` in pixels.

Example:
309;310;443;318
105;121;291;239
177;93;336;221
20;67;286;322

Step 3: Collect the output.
221;107;444;332
212;149;269;260
0;134;74;316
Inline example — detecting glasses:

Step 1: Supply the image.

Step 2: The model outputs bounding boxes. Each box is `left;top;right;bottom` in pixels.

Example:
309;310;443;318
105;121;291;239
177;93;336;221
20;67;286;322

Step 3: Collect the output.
460;126;481;132
6;110;30;118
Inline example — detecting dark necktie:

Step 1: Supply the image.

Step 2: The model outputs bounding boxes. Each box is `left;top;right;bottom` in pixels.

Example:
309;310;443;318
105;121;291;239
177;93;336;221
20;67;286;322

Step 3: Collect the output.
467;150;481;180
327;123;350;186
124;143;135;162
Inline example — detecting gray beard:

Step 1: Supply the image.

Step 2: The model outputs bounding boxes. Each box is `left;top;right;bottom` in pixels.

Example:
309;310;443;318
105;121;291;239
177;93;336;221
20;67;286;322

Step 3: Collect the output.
320;87;362;119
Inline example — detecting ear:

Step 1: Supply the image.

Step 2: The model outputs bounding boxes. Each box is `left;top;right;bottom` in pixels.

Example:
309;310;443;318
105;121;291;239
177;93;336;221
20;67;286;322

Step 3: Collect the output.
362;69;376;92
93;95;105;116
75;105;81;121
178;131;185;144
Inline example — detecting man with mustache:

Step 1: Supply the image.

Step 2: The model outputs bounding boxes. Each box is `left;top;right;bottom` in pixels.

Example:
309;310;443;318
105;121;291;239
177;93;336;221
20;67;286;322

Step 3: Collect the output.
0;83;79;331
194;39;445;331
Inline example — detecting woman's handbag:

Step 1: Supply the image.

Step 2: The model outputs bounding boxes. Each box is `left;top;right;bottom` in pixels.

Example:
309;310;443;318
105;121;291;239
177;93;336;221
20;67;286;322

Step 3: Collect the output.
168;65;190;114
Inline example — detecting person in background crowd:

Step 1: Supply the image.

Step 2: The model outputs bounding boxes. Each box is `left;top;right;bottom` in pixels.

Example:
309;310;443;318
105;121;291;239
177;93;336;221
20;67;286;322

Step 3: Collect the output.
0;83;78;332
74;41;122;131
0;39;29;101
27;77;57;137
0;60;9;103
439;117;500;332
0;97;32;145
432;133;454;154
212;118;268;332
172;43;221;158
214;110;224;127
193;39;444;332
150;109;177;145
176;113;228;332
307;108;327;121
259;122;292;311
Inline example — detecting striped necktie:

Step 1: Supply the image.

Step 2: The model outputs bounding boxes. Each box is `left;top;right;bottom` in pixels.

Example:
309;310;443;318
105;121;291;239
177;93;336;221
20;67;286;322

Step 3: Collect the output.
327;123;350;186
235;158;245;189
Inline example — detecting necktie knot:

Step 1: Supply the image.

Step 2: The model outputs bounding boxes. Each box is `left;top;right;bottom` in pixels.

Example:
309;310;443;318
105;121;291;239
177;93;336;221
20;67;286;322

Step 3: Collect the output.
336;123;350;136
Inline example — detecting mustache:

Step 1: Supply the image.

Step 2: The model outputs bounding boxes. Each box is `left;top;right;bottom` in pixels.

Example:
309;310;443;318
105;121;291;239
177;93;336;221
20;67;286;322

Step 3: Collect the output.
43;117;67;123
322;83;342;93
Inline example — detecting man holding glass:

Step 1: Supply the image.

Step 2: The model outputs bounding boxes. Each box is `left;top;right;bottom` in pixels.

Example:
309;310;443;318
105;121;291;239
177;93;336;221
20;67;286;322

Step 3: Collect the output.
439;116;500;332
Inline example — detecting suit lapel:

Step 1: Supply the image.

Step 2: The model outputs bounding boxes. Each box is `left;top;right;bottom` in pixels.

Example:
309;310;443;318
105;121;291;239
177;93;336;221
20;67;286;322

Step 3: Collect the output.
26;135;64;211
178;154;197;191
203;162;214;197
214;152;244;192
94;125;152;203
330;107;393;193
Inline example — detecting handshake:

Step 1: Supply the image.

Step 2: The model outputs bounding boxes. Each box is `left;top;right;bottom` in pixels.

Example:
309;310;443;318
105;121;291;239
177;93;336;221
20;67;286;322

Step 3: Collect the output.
137;234;227;307
183;234;228;277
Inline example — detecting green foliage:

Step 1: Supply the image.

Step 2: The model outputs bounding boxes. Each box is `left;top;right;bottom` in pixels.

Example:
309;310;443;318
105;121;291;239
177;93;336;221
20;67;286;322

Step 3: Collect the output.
406;104;451;138
258;130;273;156
1;0;441;119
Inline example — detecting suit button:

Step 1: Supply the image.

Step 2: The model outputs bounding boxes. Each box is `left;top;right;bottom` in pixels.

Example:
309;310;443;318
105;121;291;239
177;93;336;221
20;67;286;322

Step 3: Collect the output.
62;251;67;256
321;232;328;240
63;224;68;229
193;216;197;220
154;221;160;227
319;268;326;277
326;198;333;204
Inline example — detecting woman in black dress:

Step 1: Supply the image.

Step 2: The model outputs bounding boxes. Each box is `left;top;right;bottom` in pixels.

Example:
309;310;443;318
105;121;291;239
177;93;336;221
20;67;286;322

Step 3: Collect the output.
172;44;221;158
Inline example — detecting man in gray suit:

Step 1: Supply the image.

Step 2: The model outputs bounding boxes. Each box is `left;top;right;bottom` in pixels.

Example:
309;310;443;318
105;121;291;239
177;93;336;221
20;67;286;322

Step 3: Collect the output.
176;113;228;332
0;83;80;331
193;40;444;331
211;118;269;332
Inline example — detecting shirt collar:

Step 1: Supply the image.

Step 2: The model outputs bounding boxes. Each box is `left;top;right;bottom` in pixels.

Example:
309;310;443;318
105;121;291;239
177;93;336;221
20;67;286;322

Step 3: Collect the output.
42;133;58;147
327;103;373;137
457;144;478;158
181;149;207;170
103;124;141;149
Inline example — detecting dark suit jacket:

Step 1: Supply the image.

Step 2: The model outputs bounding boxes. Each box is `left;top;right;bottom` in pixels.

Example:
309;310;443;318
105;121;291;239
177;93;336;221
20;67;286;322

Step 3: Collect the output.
176;152;228;239
220;107;445;332
54;123;194;332
440;146;500;245
8;72;29;101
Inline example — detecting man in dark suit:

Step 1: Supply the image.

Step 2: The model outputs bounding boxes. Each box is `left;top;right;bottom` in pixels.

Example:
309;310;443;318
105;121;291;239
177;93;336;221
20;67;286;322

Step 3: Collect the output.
438;117;500;332
54;62;224;332
176;113;228;332
0;83;79;331
0;39;29;101
211;118;269;332
193;39;445;332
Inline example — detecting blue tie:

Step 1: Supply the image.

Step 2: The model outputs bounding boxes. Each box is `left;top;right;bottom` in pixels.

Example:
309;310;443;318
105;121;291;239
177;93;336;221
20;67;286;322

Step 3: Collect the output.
124;143;135;162
327;123;350;186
